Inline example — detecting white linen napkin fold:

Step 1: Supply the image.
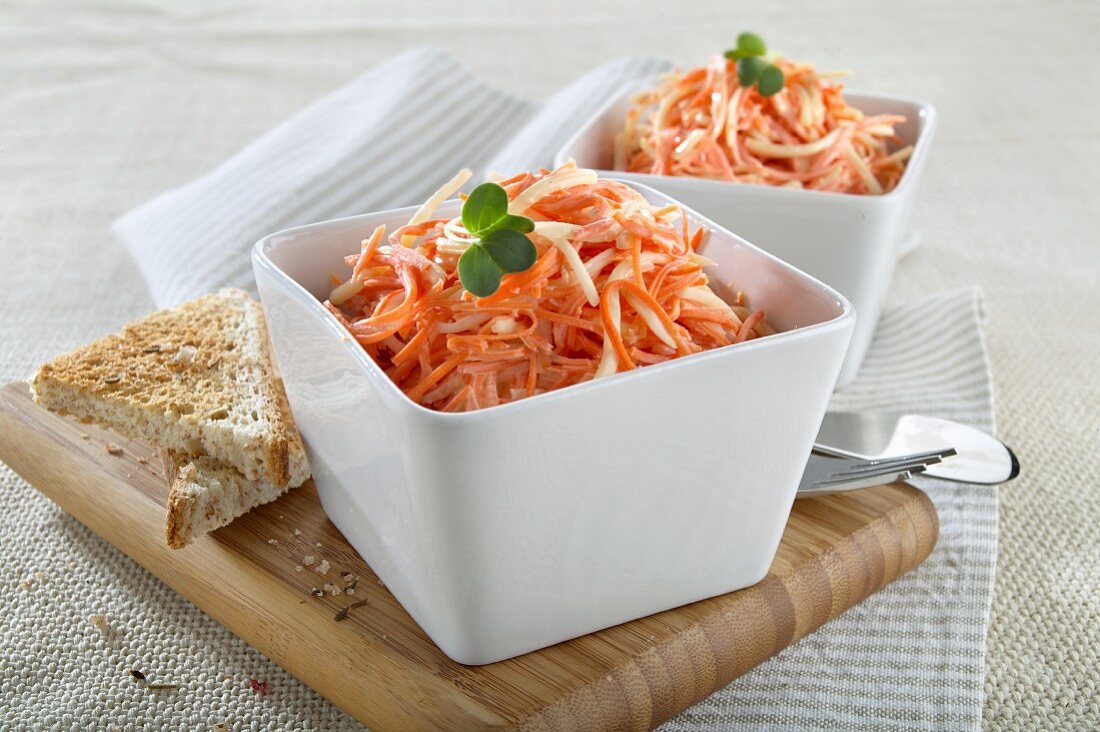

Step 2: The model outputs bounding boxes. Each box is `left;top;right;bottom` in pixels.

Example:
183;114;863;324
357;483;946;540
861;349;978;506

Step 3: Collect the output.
113;47;670;308
111;49;996;731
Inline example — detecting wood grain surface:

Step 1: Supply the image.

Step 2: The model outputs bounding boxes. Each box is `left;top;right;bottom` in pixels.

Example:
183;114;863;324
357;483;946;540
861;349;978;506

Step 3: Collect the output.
0;381;938;731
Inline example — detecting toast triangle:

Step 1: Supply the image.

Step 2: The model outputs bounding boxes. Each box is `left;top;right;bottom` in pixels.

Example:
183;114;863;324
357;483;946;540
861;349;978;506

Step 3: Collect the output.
31;288;306;487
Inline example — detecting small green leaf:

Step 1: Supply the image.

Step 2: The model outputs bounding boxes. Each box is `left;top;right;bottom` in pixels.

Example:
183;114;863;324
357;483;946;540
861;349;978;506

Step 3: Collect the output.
723;49;745;61
736;32;767;57
480;229;537;273
737;56;767;87
479;212;535;236
457;244;502;297
757;64;785;97
462;182;509;237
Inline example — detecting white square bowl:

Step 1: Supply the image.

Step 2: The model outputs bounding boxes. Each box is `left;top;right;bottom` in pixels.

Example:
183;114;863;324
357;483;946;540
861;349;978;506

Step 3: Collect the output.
252;182;854;665
555;82;936;386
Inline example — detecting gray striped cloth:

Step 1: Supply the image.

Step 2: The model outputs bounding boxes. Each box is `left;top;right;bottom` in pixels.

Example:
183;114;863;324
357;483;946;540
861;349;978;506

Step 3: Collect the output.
111;48;997;730
664;287;997;731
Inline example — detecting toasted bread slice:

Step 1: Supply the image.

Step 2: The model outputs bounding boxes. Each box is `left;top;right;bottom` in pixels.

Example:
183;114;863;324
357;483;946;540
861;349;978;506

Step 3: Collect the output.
31;289;306;486
163;448;308;549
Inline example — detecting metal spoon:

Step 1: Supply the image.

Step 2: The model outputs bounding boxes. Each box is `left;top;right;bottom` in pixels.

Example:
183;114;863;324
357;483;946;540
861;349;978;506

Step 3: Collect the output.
814;412;1019;485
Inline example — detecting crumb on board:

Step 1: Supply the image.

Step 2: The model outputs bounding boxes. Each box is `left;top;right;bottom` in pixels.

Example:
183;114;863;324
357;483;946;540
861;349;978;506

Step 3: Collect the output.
105;443;123;456
80;433;89;440
295;565;303;573
293;528;302;536
333;599;367;622
310;587;325;598
314;542;322;548
302;555;315;566
278;514;284;520
267;538;278;545
313;559;331;575
136;456;147;465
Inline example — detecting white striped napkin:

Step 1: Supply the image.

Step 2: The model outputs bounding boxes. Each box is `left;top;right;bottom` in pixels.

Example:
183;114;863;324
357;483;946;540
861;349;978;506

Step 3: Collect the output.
113;47;670;308
111;48;997;730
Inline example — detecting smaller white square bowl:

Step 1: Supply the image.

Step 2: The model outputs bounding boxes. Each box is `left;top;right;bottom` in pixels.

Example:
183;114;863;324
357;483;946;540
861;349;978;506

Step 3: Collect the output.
252;183;854;664
555;82;937;386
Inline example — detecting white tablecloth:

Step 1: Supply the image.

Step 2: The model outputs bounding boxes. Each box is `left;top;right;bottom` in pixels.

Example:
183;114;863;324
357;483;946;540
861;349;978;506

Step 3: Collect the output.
1;2;1097;729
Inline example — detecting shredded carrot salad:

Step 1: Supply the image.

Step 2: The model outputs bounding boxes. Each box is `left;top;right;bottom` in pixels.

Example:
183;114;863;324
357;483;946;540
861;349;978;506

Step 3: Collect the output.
615;55;912;195
325;163;775;412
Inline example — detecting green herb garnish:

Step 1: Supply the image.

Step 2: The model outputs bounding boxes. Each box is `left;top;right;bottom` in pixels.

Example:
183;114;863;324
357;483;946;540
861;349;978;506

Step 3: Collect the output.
457;182;537;297
723;32;785;97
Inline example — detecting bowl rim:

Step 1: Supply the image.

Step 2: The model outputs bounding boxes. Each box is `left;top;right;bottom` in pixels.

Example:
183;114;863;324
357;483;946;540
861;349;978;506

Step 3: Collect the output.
553;79;938;206
253;180;854;424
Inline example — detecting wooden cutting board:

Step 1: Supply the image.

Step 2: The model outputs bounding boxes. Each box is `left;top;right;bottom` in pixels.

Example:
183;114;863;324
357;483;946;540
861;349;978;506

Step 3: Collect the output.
0;381;937;731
